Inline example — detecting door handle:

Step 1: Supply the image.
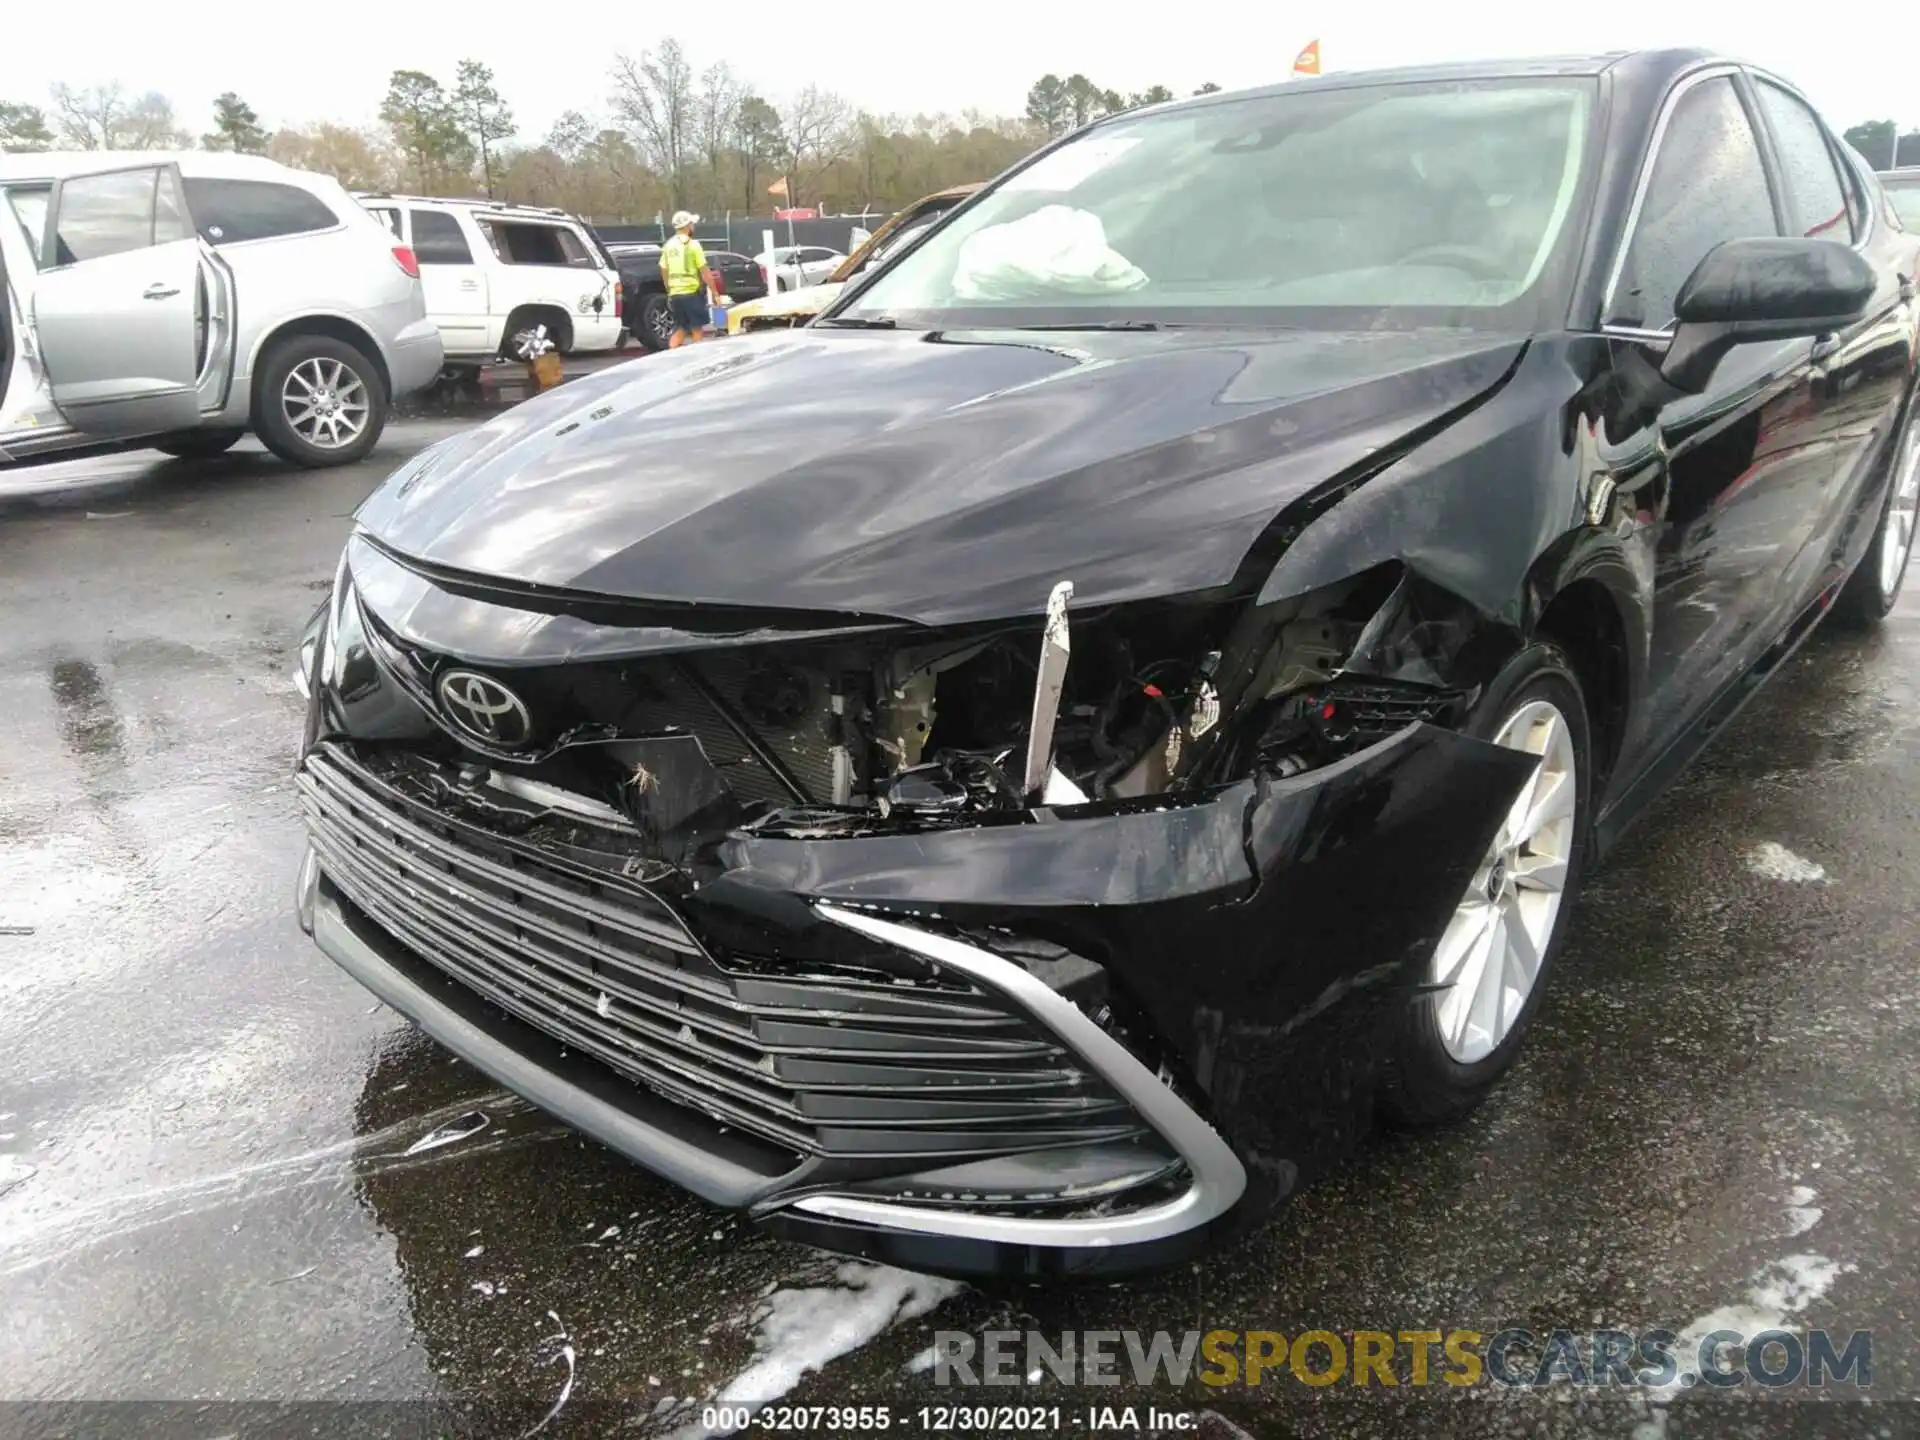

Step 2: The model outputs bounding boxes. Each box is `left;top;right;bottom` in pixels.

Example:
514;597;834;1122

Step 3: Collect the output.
1809;331;1842;363
142;284;180;300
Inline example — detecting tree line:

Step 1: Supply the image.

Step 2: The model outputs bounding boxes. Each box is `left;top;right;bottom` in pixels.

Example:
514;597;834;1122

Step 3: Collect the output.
1;51;1217;223
16;59;1907;225
1841;120;1920;172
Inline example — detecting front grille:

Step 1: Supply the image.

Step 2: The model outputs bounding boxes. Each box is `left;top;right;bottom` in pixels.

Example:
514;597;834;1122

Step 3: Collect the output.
300;743;1145;1162
362;613;842;808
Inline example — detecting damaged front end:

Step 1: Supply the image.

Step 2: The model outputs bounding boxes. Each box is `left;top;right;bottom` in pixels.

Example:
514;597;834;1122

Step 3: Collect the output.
295;534;1536;1277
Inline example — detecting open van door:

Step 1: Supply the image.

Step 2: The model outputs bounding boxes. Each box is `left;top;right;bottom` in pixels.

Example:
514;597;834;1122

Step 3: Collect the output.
32;162;203;438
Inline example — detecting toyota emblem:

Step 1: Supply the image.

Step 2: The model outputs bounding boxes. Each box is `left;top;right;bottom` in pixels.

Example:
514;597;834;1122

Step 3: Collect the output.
436;669;534;749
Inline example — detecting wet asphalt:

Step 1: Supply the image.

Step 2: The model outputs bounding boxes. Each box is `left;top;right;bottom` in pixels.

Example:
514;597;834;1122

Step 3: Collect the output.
0;414;1915;1439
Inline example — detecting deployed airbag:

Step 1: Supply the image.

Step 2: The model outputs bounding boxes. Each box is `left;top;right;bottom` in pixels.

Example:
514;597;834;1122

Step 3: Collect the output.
951;205;1149;300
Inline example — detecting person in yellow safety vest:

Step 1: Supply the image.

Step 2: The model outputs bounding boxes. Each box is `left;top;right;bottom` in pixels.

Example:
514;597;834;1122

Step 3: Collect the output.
660;211;721;348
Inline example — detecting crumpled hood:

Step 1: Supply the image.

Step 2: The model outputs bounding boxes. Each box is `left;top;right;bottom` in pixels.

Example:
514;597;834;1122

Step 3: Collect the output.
355;326;1526;626
730;282;844;324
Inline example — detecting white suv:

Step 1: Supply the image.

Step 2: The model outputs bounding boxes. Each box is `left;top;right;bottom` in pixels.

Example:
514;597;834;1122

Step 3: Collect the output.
356;196;623;363
0;151;443;468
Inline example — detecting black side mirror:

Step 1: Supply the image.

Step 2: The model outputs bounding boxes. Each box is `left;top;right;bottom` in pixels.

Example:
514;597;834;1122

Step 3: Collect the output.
1660;237;1876;393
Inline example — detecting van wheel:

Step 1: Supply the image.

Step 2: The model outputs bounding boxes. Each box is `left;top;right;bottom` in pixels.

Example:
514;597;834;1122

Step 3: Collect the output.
151;428;244;459
635;294;673;352
1378;642;1591;1126
502;308;574;359
254;336;387;468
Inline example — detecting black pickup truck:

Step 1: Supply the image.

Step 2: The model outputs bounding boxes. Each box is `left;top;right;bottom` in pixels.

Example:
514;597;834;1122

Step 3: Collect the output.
600;241;770;351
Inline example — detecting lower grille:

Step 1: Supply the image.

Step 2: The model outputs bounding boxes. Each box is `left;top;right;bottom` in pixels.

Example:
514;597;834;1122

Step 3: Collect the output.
300;743;1146;1162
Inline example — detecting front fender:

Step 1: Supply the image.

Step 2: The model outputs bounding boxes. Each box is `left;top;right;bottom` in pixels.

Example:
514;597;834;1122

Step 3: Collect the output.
1257;336;1614;624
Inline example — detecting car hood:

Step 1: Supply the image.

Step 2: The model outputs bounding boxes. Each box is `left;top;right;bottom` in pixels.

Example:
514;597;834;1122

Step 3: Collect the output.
731;283;843;322
355;326;1526;627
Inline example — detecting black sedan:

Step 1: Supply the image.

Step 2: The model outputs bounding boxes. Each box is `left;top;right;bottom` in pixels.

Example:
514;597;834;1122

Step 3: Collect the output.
296;50;1920;1280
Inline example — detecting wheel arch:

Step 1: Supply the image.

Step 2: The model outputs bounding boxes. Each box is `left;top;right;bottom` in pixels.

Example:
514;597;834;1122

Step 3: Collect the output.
500;303;575;356
248;314;392;410
1522;532;1647;798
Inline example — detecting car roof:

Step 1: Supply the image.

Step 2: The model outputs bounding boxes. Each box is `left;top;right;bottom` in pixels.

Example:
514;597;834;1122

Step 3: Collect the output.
1133;47;1717;114
0;149;311;183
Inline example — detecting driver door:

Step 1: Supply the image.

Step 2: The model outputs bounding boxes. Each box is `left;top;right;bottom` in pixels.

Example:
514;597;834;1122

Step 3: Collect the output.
33;163;203;438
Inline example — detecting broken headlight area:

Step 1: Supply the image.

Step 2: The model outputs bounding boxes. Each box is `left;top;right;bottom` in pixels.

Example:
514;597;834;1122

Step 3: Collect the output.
328;557;1482;865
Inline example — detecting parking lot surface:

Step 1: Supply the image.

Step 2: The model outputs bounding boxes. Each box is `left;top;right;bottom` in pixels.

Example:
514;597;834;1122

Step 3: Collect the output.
1;420;1914;1437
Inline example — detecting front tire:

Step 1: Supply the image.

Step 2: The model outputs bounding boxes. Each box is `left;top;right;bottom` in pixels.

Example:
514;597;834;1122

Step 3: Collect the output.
1378;642;1591;1127
253;336;387;468
1832;400;1919;626
151;428;244;459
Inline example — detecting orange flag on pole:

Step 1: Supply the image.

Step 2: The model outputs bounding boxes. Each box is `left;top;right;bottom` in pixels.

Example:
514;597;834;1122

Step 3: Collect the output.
1292;39;1321;76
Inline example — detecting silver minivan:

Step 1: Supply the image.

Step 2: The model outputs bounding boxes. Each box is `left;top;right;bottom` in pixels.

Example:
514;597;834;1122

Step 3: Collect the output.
0;151;443;469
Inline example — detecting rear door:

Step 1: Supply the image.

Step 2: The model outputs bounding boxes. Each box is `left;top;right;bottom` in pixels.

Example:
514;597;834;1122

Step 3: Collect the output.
1747;77;1915;607
33;163;202;437
409;207;491;356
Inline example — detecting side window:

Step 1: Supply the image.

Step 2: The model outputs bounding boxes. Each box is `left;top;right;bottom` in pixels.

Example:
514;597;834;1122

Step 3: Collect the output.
153;170;192;245
366;206;402;239
1609;77;1778;330
51;167;172;266
488;222;575;266
182;178;339;245
4;187;48;267
1754;83;1850;241
556;227;601;269
409;209;473;264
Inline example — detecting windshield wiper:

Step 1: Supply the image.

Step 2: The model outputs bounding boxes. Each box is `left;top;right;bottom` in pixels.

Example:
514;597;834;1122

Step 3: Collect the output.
817;315;898;329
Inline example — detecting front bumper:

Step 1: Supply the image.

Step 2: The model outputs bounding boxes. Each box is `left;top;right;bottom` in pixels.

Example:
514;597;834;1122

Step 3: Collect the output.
296;710;1531;1277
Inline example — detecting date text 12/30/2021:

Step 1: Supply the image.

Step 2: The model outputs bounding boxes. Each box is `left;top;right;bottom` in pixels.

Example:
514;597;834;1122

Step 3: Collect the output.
697;1405;1199;1432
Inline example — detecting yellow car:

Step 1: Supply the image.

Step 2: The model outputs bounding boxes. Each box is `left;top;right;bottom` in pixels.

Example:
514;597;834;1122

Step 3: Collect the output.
727;184;982;335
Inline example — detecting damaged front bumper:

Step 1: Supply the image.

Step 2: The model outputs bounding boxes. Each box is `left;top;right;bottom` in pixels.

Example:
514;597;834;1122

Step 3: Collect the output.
295;712;1533;1278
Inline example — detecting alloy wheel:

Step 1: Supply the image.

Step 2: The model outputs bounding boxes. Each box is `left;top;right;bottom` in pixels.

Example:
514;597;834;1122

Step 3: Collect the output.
1878;411;1920;598
648;302;674;347
281;357;369;451
1430;699;1577;1064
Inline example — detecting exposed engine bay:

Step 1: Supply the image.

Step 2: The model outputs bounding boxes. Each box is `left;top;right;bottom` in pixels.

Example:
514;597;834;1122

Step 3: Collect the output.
359;561;1475;866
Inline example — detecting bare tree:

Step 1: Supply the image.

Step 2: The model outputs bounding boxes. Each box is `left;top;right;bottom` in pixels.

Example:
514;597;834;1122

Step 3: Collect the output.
268;123;399;190
50;82;186;149
732;94;785;210
783;84;855;207
610;40;695;205
694;62;741;212
545;110;594;162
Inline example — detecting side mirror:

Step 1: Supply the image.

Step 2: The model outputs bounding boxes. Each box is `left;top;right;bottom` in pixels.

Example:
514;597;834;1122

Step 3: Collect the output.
1660;237;1876;393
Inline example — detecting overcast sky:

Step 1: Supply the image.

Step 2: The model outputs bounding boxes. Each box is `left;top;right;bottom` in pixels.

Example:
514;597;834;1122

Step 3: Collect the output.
4;1;1909;143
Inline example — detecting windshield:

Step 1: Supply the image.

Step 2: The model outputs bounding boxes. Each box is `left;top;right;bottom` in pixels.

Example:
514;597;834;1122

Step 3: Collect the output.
1884;181;1920;230
871;216;941;265
842;78;1595;331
